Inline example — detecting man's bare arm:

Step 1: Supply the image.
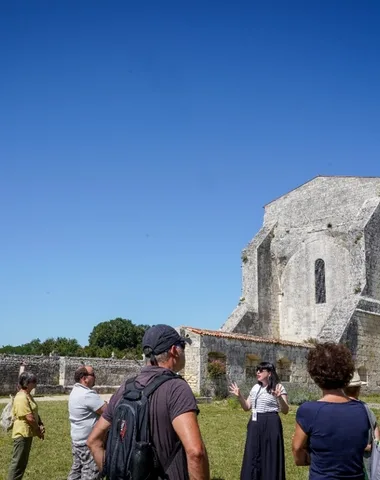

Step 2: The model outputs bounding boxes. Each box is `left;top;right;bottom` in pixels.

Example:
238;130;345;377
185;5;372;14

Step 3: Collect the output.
87;416;110;471
172;411;210;480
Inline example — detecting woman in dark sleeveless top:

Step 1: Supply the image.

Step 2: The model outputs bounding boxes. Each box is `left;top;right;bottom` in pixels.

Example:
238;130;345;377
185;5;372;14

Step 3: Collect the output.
292;343;370;480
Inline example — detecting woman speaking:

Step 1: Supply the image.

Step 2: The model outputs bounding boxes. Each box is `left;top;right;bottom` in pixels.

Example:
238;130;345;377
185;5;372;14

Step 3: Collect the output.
229;361;289;480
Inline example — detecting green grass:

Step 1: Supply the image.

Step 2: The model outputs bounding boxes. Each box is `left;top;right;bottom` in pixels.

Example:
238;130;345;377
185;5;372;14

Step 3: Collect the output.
361;394;380;404
2;401;377;480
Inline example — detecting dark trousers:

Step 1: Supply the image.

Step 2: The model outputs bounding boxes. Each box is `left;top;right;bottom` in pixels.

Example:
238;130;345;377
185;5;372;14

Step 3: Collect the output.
7;436;33;480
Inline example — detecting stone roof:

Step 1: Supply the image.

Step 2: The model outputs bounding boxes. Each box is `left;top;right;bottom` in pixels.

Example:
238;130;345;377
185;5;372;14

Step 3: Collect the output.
264;175;380;207
184;327;312;348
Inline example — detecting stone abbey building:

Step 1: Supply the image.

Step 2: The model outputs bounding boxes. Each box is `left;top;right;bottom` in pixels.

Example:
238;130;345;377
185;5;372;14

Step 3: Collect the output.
180;176;380;395
2;176;380;397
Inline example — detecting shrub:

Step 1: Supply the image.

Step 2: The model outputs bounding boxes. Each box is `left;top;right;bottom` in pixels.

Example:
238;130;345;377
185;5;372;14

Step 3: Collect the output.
286;385;319;405
207;359;226;378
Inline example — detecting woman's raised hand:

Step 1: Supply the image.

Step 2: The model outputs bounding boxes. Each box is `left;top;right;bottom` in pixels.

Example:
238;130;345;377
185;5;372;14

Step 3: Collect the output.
229;382;240;397
272;384;283;398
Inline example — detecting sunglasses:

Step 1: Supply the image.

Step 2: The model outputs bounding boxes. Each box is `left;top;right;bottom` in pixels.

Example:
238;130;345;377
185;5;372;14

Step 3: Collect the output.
86;373;96;377
256;367;269;373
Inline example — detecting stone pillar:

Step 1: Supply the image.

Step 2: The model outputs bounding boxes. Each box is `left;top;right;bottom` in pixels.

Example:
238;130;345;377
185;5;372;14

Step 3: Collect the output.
59;357;67;389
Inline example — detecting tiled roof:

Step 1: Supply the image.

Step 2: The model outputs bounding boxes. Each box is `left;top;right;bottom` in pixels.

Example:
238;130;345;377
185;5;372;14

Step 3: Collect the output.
184;327;312;348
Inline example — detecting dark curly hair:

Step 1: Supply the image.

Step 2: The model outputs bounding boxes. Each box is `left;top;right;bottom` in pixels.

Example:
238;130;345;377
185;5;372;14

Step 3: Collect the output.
307;342;354;390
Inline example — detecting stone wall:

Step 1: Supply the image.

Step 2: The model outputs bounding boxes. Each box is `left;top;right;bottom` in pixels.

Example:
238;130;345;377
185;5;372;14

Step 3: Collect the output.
222;176;380;345
364;203;380;301
342;302;380;391
181;328;312;397
0;355;144;395
264;176;380;230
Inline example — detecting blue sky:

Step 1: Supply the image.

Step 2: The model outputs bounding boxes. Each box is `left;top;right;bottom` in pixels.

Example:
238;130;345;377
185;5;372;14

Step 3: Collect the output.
1;1;380;346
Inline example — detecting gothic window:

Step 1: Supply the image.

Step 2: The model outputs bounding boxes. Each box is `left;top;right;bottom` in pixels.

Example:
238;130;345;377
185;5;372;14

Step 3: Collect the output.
315;259;326;304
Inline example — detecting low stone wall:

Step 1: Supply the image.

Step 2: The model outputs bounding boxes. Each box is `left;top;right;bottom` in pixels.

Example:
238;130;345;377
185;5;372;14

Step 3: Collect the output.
180;328;312;397
0;355;144;395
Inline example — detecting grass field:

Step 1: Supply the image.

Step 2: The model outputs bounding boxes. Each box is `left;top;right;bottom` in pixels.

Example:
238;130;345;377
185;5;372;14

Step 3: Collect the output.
0;400;378;480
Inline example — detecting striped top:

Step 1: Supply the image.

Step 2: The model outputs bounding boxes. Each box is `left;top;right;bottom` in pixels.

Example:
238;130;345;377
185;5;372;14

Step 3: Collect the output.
249;383;287;413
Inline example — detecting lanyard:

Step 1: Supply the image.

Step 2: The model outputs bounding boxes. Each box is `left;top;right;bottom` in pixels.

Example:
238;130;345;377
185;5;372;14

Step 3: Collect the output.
254;386;264;409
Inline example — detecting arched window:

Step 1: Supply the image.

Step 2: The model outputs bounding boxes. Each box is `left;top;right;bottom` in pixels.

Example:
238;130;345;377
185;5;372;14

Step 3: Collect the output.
315;259;326;304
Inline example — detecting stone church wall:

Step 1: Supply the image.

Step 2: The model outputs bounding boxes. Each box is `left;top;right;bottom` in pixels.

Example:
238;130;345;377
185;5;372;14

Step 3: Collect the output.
0;355;143;395
342;307;380;391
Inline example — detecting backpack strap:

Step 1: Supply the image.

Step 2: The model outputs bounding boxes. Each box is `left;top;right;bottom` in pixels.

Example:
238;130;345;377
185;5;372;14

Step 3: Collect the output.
142;373;185;474
142;372;182;399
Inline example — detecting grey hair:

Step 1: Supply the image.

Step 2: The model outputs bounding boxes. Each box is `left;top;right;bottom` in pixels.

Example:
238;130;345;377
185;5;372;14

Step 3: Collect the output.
19;372;37;390
154;351;170;364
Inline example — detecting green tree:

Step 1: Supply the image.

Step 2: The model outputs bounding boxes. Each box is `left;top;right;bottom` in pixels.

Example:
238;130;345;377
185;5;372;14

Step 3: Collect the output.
88;318;148;352
41;337;82;356
0;338;42;355
0;337;82;356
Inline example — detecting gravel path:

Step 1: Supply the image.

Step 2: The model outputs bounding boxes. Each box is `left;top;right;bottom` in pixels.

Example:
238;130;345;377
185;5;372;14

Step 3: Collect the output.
0;394;113;404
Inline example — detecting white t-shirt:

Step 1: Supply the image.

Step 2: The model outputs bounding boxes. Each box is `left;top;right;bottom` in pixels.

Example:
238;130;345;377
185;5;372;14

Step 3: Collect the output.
249;383;287;413
68;383;104;445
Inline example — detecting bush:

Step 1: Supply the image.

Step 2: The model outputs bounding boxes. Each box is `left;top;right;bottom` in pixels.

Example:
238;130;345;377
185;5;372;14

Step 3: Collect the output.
207;359;226;378
286;385;319;405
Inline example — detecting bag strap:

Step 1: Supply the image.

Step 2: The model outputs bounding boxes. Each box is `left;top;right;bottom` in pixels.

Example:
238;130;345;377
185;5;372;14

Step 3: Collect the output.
122;376;139;398
363;402;377;442
143;372;182;399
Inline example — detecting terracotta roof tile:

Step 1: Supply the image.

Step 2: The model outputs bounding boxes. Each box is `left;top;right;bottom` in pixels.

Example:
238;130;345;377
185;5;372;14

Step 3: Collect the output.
184;327;312;348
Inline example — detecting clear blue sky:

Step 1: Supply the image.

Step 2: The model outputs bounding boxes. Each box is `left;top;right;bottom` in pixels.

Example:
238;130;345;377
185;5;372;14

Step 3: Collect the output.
1;1;380;346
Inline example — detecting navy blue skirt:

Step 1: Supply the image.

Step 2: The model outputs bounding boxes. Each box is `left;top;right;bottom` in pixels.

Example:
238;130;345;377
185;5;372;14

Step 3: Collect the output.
240;412;285;480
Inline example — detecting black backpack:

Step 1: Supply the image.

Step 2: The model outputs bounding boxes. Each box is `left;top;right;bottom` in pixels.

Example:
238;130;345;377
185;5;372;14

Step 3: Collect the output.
104;371;182;480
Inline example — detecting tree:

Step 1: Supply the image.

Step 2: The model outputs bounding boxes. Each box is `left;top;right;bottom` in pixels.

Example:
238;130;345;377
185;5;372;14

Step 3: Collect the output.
0;337;82;356
88;318;148;352
40;337;82;356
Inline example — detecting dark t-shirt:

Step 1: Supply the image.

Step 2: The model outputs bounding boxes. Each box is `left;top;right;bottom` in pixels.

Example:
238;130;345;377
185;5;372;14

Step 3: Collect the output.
296;400;370;480
103;366;198;480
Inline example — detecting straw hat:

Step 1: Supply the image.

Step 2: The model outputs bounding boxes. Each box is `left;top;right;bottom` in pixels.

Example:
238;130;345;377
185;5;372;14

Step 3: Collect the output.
348;371;362;387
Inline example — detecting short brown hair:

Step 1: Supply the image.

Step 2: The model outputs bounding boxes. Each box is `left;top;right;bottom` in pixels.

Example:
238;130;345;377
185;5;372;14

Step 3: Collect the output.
74;366;90;383
307;342;354;390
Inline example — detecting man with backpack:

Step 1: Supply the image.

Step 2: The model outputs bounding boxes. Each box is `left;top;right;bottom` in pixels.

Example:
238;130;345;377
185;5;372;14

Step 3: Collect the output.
87;324;210;480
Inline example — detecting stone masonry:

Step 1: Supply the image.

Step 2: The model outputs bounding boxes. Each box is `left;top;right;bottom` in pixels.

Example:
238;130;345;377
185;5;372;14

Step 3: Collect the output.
0;355;143;396
216;176;380;390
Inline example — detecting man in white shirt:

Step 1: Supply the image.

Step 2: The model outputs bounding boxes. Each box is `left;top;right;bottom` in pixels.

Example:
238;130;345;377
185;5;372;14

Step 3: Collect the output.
68;366;107;480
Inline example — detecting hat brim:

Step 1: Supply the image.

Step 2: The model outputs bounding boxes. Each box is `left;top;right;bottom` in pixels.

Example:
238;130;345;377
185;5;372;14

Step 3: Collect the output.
347;380;363;387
